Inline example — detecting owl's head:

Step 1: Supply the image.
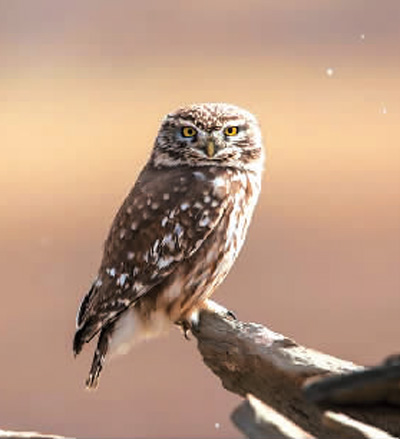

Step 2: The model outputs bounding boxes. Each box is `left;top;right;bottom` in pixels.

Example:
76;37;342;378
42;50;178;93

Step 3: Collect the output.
151;103;264;172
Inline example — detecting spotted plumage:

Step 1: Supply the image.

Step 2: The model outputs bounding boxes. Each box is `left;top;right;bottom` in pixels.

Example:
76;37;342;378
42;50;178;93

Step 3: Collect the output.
73;103;265;389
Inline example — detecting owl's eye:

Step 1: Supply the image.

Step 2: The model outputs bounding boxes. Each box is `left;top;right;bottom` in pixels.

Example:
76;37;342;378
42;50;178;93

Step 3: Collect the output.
224;126;239;136
181;126;197;138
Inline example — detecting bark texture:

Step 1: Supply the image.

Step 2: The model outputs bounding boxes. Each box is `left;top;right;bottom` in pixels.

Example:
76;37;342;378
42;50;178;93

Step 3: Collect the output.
192;310;400;438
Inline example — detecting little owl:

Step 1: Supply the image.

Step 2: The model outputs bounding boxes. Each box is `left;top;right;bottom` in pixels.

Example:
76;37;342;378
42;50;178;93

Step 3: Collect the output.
73;103;265;389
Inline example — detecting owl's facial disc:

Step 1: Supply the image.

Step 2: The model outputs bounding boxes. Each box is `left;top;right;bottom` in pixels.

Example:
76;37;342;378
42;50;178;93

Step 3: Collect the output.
177;120;246;160
152;103;264;171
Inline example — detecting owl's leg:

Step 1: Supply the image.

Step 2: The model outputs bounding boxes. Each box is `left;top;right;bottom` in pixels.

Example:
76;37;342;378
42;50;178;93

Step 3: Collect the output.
86;323;114;390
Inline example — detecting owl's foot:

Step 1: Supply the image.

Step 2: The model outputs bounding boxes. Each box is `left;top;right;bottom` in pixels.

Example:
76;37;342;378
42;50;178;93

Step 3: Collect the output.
201;299;237;321
175;308;201;340
178;320;192;341
176;301;236;340
224;308;237;320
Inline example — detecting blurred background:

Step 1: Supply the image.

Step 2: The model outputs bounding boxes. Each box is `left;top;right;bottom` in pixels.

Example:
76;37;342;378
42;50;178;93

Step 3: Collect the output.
1;0;399;437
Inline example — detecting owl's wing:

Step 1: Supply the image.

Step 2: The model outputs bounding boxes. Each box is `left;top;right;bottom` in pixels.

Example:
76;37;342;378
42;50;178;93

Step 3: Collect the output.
73;165;230;353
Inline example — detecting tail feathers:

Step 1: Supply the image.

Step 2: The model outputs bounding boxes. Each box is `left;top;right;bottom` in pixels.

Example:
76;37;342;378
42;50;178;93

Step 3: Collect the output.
73;327;86;357
76;282;97;329
85;324;114;390
73;317;100;357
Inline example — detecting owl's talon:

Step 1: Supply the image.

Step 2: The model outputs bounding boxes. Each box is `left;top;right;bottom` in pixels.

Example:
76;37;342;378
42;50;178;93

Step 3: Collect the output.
227;310;237;320
183;327;191;341
202;299;237;321
177;320;192;340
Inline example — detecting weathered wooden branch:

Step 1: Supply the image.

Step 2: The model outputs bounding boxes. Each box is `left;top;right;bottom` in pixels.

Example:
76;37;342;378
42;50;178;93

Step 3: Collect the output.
232;394;315;439
4;310;400;439
304;357;400;406
192;310;400;438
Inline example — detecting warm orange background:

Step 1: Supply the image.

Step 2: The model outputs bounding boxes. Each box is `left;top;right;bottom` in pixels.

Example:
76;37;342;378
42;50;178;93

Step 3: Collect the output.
1;1;399;438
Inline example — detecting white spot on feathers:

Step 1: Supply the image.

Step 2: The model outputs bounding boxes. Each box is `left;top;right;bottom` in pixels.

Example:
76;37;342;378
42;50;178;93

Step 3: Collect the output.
153;239;160;253
198;209;210;227
106;267;116;277
133;281;144;291
162;234;175;251
173;223;184;238
193;201;203;209
127;251;135;260
180;202;189;211
213;176;225;188
193;171;206;181
213;176;227;197
158;255;175;269
199;215;210;227
117;273;129;287
131;221;138;231
108;311;118;320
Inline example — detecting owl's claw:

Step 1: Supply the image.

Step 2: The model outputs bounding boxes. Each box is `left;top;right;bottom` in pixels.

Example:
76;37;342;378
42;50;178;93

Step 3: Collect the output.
227;309;237;320
202;299;237;321
183;322;191;341
177;320;192;340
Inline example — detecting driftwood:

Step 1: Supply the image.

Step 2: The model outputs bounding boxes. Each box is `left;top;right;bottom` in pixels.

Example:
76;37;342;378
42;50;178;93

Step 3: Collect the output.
4;310;400;438
192;309;400;439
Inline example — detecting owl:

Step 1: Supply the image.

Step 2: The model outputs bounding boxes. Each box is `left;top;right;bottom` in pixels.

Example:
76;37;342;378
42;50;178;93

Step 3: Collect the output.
73;103;265;389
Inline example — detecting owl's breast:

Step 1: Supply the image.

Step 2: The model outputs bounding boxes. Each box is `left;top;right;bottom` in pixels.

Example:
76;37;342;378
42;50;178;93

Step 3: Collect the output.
164;168;262;319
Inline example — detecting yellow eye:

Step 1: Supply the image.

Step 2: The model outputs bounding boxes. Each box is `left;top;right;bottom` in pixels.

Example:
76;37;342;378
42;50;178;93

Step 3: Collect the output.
224;126;239;136
181;126;197;138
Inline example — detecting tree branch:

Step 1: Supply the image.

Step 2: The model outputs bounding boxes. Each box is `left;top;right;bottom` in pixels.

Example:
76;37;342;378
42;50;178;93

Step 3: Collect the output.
4;310;400;439
192;310;400;438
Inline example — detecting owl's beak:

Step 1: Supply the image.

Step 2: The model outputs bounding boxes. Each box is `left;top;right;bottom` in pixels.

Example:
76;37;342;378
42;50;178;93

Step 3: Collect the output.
206;139;216;157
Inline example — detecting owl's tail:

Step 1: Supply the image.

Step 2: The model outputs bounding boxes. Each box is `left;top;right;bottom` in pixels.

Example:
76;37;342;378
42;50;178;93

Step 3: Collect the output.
73;317;101;357
85;323;114;390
